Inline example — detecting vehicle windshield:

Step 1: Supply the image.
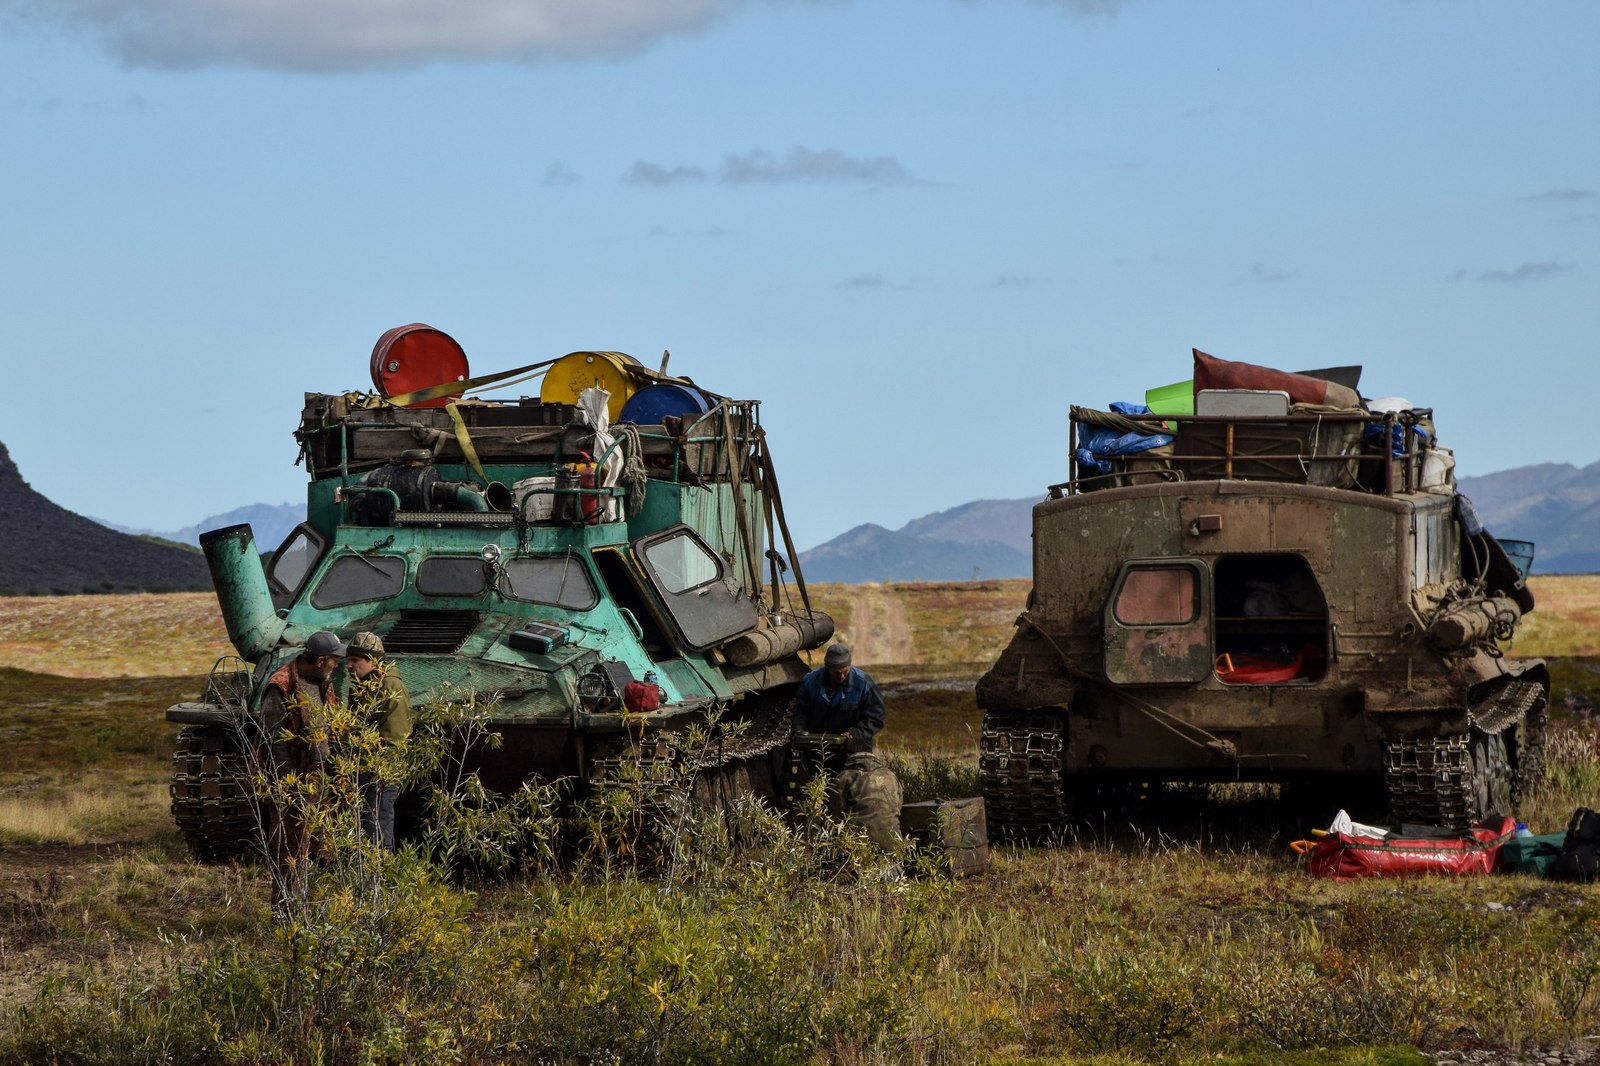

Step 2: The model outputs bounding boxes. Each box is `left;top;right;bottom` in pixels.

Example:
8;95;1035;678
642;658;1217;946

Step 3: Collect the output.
499;555;597;610
418;556;489;597
310;554;406;608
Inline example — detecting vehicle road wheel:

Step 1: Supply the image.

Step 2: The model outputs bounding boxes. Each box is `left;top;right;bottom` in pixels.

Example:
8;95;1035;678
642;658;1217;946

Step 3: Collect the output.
1471;729;1513;820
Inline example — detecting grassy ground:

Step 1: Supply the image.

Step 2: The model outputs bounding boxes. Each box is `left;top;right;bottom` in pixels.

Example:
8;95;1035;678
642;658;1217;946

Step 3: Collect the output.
5;573;1595;678
0;594;233;678
2;582;1599;1063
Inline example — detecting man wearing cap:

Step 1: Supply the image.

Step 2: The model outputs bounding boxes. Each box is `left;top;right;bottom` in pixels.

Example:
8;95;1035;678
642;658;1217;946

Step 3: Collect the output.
622;669;664;714
791;643;886;748
791;643;901;851
347;631;412;852
258;630;344;907
260;629;345;779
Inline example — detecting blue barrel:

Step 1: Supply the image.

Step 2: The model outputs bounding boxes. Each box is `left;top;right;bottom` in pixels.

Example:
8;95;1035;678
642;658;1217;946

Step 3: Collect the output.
620;383;712;425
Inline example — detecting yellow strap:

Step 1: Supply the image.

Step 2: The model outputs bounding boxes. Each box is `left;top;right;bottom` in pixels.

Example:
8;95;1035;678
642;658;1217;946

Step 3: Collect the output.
386;356;562;408
385;351;701;408
444;401;488;485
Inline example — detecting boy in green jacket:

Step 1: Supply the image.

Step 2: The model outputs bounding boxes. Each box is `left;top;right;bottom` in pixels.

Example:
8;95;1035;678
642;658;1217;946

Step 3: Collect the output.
347;631;413;851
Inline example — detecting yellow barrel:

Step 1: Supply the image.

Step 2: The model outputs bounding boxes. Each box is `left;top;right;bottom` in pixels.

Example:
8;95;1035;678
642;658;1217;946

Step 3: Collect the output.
538;351;643;423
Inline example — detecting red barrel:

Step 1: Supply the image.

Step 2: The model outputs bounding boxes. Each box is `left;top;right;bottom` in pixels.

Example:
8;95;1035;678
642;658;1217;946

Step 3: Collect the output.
370;324;469;408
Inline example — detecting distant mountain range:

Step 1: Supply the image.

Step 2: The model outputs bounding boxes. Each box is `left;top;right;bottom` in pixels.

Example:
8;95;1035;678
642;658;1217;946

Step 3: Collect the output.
95;502;305;554
6;438;1594;597
797;462;1600;582
1458;461;1600;574
0;441;212;595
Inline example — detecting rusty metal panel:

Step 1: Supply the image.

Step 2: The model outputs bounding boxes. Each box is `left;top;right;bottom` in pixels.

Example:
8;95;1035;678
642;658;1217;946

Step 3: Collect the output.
1104;560;1212;684
1181;498;1271;552
1270;500;1331;560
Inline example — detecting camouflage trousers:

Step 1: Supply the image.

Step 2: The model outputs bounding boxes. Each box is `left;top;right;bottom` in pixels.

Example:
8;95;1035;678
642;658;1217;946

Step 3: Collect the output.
832;753;904;851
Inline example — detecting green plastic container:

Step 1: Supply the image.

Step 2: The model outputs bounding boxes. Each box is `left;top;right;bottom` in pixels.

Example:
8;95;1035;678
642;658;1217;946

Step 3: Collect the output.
1145;379;1194;419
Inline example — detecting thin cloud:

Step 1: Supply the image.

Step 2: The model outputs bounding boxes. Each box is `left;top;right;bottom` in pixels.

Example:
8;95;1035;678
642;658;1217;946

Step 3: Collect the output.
959;0;1132;13
1017;0;1134;14
1238;262;1295;286
644;225;736;239
0;0;784;71
623;161;708;187
835;274;897;291
1;0;1130;69
996;274;1045;289
1451;261;1575;285
721;147;912;184
1522;188;1596;204
540;162;579;188
626;147;914;187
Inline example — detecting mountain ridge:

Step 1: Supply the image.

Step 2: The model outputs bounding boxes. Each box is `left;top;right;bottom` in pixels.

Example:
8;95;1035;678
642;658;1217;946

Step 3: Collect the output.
0;441;213;595
797;460;1600;581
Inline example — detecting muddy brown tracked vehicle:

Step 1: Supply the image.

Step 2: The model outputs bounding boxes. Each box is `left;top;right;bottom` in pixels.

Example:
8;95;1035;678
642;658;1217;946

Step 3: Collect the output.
977;353;1547;838
168;332;831;860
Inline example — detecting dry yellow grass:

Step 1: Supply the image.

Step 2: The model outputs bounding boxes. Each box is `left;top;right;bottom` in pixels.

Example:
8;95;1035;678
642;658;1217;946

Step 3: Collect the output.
0;593;230;677
0;573;1592;680
801;579;1029;670
1508;574;1600;658
0;781;169;845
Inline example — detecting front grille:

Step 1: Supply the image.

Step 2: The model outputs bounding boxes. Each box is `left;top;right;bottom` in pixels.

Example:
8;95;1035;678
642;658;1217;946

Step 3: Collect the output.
389;654;537;705
379;609;482;653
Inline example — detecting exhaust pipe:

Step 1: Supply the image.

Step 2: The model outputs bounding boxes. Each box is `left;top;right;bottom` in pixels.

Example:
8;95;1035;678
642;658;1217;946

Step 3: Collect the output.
201;524;286;664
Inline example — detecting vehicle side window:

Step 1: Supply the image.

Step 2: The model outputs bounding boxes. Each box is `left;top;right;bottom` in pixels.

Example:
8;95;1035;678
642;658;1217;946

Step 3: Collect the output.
500;555;598;610
1114;567;1198;625
417;557;488;597
642;533;721;594
266;524;326;603
310;555;406;609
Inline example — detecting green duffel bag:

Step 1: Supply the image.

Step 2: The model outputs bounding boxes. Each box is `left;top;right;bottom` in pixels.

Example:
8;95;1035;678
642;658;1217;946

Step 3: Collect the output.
1500;832;1567;877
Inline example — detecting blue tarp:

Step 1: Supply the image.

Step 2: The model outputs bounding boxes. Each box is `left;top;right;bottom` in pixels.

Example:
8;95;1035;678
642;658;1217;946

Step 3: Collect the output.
1075;402;1175;475
1363;420;1430;458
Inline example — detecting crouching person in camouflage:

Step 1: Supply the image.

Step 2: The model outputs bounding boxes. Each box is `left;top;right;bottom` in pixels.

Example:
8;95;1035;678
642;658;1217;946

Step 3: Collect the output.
790;643;903;851
346;631;412;852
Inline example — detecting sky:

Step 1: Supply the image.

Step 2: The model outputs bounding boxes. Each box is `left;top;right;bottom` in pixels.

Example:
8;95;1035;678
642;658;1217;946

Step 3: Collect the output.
1;0;1596;551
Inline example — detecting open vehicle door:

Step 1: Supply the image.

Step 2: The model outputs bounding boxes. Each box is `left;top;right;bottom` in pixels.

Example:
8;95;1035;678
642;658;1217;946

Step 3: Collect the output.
632;525;759;651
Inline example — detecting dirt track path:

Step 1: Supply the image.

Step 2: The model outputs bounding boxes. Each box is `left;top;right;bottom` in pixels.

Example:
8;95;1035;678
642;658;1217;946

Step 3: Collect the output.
846;585;915;665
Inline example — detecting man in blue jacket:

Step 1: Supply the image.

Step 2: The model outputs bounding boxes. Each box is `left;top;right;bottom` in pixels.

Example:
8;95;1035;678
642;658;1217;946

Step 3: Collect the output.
791;643;900;850
791;642;886;749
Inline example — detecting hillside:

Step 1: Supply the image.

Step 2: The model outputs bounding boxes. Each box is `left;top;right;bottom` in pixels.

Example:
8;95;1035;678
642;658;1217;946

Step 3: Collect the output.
0;442;211;596
1458;460;1600;573
95;501;303;551
798;521;1031;583
799;460;1600;581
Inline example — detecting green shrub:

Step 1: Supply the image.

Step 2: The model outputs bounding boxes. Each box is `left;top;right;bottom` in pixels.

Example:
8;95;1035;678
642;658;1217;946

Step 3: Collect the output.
1;695;947;1065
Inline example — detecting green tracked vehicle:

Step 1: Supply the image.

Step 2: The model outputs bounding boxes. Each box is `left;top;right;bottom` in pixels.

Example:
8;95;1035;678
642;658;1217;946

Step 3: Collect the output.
168;335;830;861
977;365;1548;838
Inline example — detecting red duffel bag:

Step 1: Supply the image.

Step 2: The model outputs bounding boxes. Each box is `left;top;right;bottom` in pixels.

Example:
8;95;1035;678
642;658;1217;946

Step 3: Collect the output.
1297;817;1517;881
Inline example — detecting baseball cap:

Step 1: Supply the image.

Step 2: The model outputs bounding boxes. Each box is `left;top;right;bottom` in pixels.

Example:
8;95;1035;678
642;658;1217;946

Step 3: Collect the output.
347;631;385;660
305;631;347;658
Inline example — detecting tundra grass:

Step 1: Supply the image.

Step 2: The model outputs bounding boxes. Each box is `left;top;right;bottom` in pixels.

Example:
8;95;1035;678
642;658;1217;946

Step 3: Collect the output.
0;576;1594;677
3;670;1599;1063
0;593;233;677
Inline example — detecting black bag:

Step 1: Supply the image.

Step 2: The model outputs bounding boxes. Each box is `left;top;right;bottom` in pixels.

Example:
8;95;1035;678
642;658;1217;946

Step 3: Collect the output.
1550;807;1600;882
